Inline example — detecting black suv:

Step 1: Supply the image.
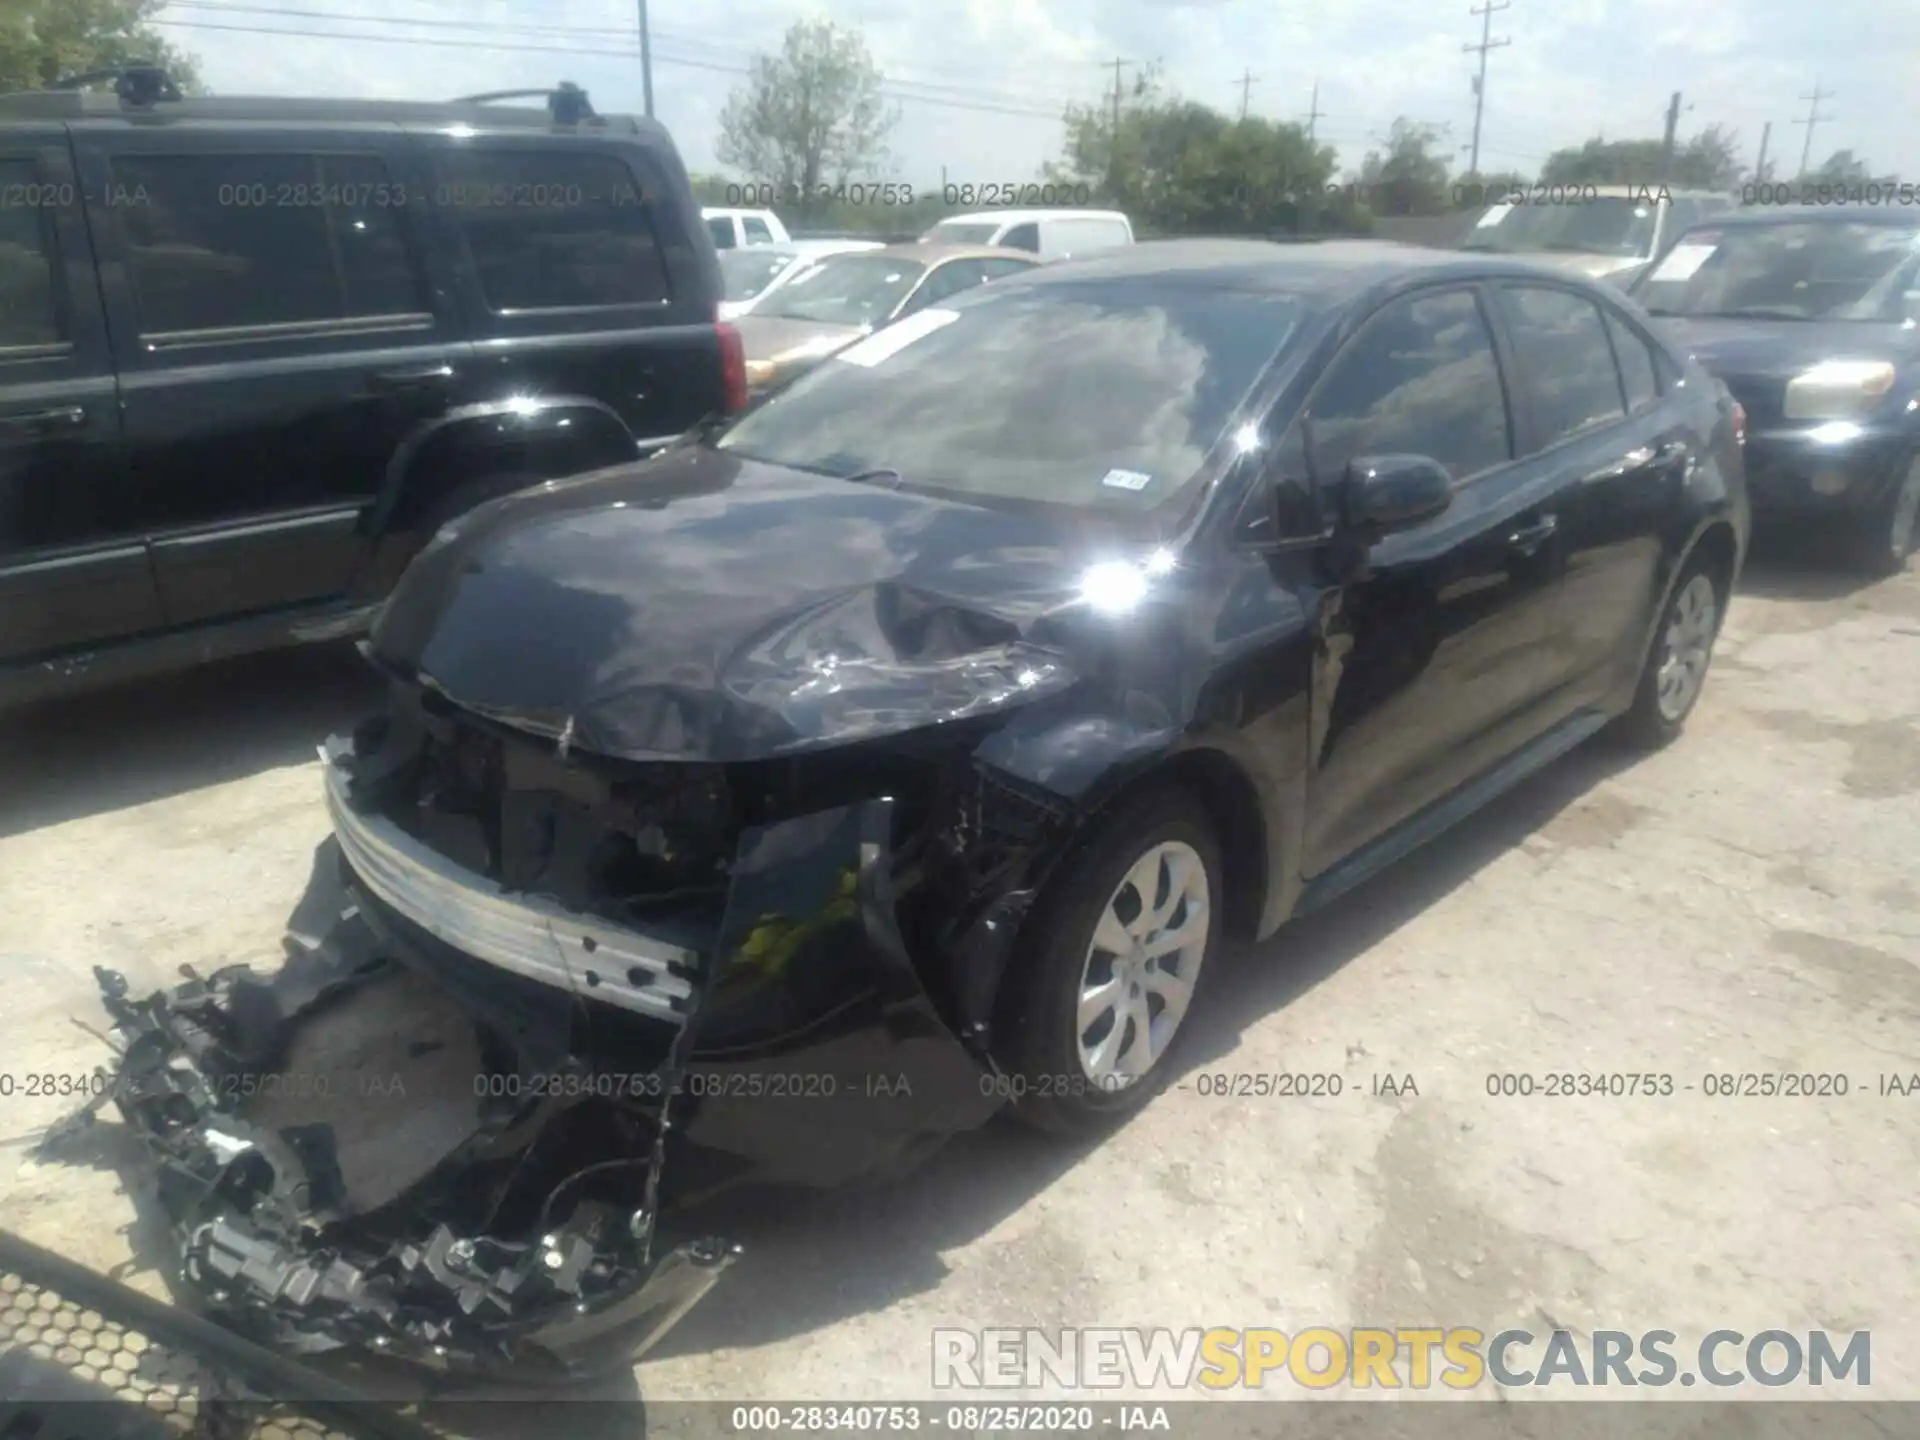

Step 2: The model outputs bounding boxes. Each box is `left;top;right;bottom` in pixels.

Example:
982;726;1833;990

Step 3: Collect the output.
0;68;743;706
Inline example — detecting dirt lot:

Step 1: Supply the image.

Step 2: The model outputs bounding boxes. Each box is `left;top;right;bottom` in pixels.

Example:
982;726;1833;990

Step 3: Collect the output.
2;547;1917;1406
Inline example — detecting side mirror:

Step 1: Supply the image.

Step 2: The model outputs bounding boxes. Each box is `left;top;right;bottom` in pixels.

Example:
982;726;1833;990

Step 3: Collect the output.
1342;454;1453;535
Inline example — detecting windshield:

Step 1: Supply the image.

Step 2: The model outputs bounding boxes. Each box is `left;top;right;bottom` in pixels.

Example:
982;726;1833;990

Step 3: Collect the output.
716;283;1301;515
1634;220;1920;321
755;254;927;325
1463;197;1659;258
926;222;1001;245
720;247;799;302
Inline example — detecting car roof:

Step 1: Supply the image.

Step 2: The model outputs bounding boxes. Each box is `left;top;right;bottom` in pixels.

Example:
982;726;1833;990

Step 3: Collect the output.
1675;204;1920;230
1506;185;1730;200
788;238;881;254
702;207;781;219
0;85;668;141
843;241;1039;263
1012;236;1600;303
936;209;1132;226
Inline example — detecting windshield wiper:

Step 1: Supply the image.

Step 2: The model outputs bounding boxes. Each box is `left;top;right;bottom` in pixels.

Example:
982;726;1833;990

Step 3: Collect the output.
1700;306;1810;320
839;467;903;489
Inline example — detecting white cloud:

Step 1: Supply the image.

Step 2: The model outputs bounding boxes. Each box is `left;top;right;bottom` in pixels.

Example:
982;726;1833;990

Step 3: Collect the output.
155;0;1920;185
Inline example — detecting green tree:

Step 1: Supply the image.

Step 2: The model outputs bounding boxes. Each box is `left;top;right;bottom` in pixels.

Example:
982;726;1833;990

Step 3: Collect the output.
716;20;898;224
1049;72;1353;237
1356;119;1453;215
1540;125;1741;189
0;0;202;93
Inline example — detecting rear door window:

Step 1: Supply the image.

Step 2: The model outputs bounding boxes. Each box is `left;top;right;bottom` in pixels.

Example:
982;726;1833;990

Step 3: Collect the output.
0;159;62;348
999;222;1040;252
435;149;669;311
742;215;773;244
1492;284;1628;450
110;152;424;335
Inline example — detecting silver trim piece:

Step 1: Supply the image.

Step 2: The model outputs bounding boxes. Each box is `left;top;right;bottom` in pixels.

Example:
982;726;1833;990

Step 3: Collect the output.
321;735;699;1022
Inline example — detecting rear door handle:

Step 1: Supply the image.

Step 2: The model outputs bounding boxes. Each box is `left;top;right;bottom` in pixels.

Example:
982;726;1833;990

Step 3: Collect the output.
1507;514;1559;553
0;405;86;434
369;364;456;393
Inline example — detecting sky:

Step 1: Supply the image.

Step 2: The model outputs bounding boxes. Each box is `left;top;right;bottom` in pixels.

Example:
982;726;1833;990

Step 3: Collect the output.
151;0;1920;190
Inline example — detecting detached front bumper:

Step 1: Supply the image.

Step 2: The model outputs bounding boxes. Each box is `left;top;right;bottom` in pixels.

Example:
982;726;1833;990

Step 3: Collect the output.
51;727;1004;1377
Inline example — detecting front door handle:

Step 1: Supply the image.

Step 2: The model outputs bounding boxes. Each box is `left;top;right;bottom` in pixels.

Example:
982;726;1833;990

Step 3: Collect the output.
1507;514;1559;554
369;364;457;393
0;405;86;434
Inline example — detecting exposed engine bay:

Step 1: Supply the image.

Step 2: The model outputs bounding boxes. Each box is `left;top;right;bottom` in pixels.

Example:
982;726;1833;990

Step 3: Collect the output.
42;672;1079;1376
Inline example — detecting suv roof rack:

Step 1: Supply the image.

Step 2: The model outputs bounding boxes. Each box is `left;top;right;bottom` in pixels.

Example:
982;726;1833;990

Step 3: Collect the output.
448;81;596;126
48;61;182;106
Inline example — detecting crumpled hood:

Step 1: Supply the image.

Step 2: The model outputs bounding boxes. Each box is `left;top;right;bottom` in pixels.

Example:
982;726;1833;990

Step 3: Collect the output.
370;448;1118;762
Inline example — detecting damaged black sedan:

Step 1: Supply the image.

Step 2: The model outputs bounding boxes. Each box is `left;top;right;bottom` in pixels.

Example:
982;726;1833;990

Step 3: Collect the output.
75;239;1747;1378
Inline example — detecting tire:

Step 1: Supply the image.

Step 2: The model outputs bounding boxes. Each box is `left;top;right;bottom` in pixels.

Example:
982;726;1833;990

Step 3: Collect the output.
1615;558;1724;751
996;785;1224;1136
1847;456;1920;576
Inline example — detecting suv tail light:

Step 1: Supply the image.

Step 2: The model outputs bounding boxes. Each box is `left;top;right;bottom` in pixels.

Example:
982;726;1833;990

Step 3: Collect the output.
717;322;748;414
1731;399;1747;447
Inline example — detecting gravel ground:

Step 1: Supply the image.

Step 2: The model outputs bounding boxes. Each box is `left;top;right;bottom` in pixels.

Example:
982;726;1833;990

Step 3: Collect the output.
2;545;1917;1411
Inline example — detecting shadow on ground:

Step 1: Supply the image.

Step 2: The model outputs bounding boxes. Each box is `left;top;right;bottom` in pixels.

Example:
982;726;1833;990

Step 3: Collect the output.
0;642;381;839
1735;530;1889;604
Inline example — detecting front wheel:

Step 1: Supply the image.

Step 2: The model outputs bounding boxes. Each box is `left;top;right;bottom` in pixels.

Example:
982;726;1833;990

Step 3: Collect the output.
1615;562;1722;750
996;786;1223;1135
1848;456;1920;576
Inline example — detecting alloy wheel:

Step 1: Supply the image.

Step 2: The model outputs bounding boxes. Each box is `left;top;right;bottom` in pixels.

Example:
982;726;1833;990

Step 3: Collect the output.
1074;840;1211;1088
1655;573;1718;722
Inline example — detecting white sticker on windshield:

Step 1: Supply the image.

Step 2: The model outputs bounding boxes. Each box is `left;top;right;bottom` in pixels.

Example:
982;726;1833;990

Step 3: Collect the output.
1101;469;1155;491
1652;242;1718;282
1475;203;1513;229
833;308;960;368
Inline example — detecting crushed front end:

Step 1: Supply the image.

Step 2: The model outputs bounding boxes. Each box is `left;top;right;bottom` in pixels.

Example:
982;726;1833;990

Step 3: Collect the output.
57;671;1075;1376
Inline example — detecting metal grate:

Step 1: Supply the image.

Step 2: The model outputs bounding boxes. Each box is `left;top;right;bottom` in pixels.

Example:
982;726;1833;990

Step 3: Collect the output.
0;1233;454;1440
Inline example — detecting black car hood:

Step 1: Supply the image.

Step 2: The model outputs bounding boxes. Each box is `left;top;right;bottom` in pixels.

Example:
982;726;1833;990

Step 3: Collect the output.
1652;316;1917;378
370;448;1130;762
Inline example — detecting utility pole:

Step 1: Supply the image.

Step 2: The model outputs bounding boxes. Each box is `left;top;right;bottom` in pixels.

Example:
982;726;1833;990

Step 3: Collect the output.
1462;1;1511;178
1238;68;1258;121
1106;58;1129;200
1754;121;1772;183
1658;91;1684;183
637;0;654;118
1795;80;1835;177
1303;78;1323;144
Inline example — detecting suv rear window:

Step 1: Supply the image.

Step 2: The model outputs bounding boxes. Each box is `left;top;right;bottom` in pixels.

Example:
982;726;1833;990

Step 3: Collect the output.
0;160;61;348
111;153;424;335
435;150;670;311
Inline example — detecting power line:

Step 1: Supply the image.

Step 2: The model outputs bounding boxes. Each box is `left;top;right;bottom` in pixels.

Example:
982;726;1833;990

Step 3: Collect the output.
1462;0;1511;177
150;17;1085;119
1794;80;1835;176
159;2;1095;111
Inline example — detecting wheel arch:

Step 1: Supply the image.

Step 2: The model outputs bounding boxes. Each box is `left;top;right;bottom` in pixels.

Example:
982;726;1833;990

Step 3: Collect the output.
368;396;642;539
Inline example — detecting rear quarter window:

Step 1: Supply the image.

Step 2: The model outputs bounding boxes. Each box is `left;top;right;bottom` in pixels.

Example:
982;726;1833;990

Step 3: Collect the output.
436;149;671;311
0;159;62;348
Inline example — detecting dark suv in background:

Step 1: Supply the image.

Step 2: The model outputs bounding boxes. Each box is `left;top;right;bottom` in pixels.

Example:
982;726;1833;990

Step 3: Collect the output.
0;68;742;706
